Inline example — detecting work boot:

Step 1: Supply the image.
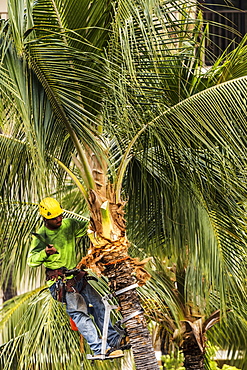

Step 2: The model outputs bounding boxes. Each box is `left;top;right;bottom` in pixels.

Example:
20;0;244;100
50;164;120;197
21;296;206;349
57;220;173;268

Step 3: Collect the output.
120;336;130;346
106;349;124;358
114;336;131;351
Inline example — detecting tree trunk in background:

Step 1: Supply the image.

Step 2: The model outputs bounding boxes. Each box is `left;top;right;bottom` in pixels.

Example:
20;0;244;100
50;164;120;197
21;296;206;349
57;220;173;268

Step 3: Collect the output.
1;265;17;302
3;281;17;301
182;339;204;370
179;310;221;369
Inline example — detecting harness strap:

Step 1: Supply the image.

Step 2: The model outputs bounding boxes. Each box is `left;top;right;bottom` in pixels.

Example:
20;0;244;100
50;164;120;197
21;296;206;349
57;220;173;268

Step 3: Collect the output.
45;268;87;282
46;268;65;281
46;268;88;296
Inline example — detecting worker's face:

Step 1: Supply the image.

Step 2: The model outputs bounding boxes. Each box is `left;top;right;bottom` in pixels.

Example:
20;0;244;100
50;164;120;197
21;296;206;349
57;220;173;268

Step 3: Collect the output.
44;214;63;230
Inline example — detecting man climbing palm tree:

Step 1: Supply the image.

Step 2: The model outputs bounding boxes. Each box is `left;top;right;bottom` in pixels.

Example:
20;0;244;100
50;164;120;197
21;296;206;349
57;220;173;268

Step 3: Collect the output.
27;197;124;358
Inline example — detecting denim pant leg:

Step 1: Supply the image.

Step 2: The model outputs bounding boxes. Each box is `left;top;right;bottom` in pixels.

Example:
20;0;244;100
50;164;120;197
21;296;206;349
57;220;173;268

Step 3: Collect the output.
65;290;104;355
49;283;104;355
77;281;120;348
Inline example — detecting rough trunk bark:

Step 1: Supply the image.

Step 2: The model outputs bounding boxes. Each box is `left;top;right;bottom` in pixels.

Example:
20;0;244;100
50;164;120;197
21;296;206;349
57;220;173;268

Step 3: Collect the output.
106;260;160;370
182;338;204;370
179;310;221;370
79;237;160;370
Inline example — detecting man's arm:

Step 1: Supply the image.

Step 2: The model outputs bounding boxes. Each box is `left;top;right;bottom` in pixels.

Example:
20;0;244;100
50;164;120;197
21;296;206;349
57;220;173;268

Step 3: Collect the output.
27;244;48;267
27;242;58;267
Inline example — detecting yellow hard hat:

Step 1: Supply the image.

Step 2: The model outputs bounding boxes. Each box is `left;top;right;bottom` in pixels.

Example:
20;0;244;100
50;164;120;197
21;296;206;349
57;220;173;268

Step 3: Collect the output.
39;197;64;219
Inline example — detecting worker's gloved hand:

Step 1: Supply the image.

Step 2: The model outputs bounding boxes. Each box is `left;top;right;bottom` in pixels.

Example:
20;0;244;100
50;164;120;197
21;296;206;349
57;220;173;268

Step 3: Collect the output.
45;244;59;255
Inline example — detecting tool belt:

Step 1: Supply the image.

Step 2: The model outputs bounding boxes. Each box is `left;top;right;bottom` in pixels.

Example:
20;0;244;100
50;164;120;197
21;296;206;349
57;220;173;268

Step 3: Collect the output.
46;267;88;302
45;268;66;281
65;270;87;292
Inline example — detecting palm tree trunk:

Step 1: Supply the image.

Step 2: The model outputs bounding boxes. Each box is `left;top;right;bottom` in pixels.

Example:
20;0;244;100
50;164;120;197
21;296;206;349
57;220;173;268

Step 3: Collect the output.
178;310;221;370
78;186;160;369
106;259;160;370
74;148;160;369
79;235;160;369
1;262;17;302
3;278;17;302
182;339;204;370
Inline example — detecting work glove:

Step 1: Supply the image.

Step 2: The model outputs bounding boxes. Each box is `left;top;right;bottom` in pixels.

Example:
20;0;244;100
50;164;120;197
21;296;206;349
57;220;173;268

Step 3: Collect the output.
45;244;59;255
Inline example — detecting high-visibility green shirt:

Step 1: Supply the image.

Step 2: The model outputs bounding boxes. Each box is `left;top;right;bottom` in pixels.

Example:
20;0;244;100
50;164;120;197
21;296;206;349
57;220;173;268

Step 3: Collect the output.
27;218;88;285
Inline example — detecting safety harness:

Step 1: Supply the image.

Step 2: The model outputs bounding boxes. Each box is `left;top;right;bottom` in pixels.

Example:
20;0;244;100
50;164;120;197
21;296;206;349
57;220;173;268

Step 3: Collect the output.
46;267;94;302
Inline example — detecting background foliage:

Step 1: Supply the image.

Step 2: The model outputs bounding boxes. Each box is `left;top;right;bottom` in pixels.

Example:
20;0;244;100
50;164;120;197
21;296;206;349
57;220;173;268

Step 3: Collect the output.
1;0;247;369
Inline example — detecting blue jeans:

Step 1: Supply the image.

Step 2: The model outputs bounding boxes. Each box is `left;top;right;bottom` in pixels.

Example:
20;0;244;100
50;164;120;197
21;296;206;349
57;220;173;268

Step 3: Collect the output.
49;279;120;355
